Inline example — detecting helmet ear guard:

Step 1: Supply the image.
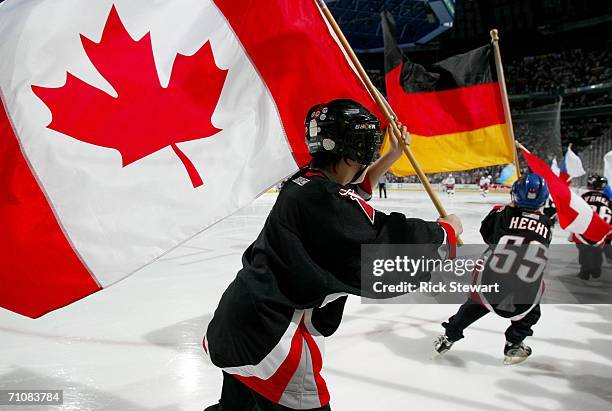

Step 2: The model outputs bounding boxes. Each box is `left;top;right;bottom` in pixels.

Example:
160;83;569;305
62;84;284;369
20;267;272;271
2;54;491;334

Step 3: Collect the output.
305;99;382;165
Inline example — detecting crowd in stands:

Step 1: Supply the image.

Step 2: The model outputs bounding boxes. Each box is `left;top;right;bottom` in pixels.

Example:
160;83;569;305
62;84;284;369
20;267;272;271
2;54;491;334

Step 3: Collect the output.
562;92;611;109
505;48;612;95
366;69;385;94
562;116;611;145
511;91;611;113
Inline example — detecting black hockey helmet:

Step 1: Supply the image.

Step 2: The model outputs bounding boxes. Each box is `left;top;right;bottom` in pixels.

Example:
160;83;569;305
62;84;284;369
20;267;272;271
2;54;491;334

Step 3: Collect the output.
587;175;607;191
305;99;382;165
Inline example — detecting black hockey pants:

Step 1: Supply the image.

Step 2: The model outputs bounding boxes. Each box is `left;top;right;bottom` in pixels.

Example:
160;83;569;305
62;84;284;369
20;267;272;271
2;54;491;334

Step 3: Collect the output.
442;300;541;344
577;244;604;277
378;183;387;198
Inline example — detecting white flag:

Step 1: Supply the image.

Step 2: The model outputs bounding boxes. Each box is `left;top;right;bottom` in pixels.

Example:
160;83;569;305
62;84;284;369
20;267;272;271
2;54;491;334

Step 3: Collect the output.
565;146;586;179
551;158;560;176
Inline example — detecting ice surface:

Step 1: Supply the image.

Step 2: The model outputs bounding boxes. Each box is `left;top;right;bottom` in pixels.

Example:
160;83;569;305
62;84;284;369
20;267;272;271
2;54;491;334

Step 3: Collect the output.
1;191;611;410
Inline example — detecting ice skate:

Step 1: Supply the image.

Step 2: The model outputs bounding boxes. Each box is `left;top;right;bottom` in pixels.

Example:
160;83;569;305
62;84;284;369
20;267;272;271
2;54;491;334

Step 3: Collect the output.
503;341;532;365
577;271;590;280
433;335;454;356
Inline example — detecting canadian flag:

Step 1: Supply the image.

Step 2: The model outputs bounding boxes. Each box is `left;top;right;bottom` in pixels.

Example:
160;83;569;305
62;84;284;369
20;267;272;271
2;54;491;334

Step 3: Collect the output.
521;148;612;244
0;0;381;318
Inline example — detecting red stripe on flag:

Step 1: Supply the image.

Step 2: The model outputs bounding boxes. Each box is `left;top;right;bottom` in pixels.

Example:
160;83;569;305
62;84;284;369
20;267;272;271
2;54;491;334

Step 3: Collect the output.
0;98;101;318
582;217;612;245
520;148;578;227
385;65;506;136
520;148;612;243
559;171;571;185
213;0;385;167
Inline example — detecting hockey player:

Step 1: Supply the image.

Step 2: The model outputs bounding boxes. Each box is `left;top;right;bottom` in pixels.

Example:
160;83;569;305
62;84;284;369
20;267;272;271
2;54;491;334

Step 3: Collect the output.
479;174;486;196
573;175;611;280
434;173;552;365
445;173;456;197
203;99;462;410
479;174;491;197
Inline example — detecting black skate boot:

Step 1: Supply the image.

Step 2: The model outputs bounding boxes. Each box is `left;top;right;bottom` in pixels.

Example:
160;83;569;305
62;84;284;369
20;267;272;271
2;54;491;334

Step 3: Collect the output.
204;404;222;411
577;271;590;280
433;335;454;356
503;341;532;365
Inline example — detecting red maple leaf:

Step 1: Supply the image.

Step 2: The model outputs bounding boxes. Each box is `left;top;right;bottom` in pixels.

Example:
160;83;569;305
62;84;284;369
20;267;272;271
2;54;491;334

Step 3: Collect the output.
32;5;228;188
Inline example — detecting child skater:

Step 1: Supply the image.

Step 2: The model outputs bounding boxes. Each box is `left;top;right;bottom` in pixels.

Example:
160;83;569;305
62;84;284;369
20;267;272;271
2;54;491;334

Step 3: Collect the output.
204;99;462;410
573;175;611;280
435;173;552;365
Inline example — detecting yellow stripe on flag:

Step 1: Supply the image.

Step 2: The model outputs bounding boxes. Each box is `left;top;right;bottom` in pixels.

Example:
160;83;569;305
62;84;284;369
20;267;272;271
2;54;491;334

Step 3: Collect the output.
381;123;514;176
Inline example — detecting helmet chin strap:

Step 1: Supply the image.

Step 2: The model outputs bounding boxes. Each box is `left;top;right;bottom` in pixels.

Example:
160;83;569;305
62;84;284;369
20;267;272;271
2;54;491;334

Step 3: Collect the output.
350;164;368;184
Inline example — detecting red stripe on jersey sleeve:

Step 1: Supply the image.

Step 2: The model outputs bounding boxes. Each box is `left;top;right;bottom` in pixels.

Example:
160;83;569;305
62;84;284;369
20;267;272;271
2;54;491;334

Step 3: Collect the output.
358;172;373;196
437;220;457;259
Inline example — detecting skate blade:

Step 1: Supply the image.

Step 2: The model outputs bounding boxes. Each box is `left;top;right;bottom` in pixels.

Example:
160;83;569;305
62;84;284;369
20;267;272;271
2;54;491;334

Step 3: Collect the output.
431;348;449;360
503;355;528;365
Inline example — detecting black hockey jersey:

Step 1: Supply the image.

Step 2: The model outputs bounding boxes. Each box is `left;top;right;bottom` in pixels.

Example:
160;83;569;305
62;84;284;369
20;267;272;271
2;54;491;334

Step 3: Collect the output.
480;205;553;245
204;169;454;407
581;190;611;220
572;190;612;244
475;205;553;319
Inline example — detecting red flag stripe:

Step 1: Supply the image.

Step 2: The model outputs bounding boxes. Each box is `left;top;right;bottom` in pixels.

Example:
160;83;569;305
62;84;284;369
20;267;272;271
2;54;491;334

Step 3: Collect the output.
212;0;385;168
520;147;612;243
385;65;506;136
0;97;101;318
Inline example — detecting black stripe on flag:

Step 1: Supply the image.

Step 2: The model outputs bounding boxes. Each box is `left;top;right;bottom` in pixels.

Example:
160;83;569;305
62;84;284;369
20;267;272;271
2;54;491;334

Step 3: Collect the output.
381;10;497;93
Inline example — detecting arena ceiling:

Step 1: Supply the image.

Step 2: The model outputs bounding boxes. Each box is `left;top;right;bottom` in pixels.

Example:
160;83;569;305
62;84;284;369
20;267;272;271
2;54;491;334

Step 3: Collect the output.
326;0;455;52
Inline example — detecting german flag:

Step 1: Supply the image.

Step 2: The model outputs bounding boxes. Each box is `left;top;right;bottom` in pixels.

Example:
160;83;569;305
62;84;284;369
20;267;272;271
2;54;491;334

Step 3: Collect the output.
380;11;514;175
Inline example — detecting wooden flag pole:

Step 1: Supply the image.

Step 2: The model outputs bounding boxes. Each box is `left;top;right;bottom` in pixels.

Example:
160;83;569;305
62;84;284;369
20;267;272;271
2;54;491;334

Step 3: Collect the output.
374;88;454;225
315;0;462;244
490;29;521;178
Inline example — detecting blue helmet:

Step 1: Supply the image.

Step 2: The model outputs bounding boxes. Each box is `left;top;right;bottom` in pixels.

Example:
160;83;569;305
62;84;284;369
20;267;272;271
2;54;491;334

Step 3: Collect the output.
511;173;549;210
